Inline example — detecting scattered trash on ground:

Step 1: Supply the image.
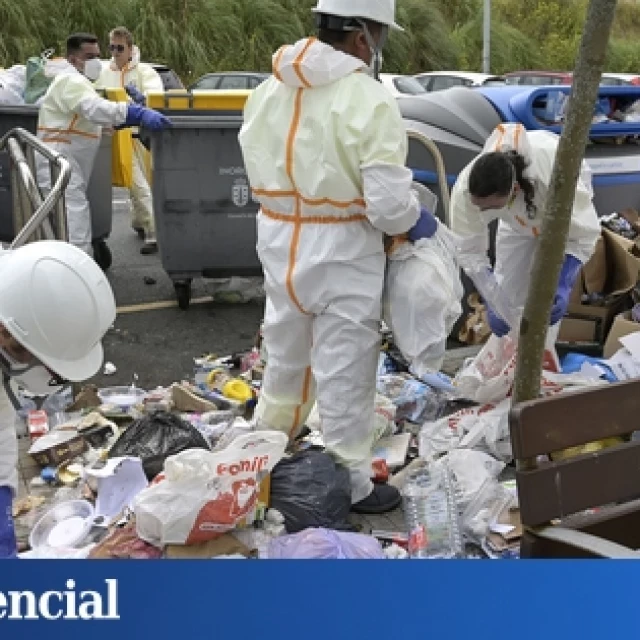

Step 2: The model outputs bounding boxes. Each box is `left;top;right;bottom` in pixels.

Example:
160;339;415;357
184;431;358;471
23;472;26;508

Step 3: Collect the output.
13;230;640;561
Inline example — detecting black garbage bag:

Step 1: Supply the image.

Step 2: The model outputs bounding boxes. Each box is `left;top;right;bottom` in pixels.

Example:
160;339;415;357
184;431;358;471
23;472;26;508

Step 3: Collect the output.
269;449;352;533
108;411;210;480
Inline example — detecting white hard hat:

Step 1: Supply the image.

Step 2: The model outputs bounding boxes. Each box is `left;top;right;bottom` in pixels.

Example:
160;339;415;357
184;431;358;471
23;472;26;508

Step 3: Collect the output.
0;241;116;381
312;0;404;31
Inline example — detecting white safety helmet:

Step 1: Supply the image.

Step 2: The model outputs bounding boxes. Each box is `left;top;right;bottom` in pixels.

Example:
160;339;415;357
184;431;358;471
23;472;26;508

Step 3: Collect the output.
0;241;116;382
312;0;404;31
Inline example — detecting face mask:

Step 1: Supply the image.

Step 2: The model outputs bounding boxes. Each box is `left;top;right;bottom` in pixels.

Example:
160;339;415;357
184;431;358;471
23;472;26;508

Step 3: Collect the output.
83;58;103;82
0;348;64;399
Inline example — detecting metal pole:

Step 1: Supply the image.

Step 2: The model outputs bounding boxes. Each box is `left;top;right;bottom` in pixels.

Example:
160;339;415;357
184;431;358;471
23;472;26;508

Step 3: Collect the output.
482;0;491;74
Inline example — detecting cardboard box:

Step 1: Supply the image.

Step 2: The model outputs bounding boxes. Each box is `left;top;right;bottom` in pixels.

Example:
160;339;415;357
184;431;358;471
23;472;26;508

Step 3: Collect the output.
559;229;639;344
603;311;640;358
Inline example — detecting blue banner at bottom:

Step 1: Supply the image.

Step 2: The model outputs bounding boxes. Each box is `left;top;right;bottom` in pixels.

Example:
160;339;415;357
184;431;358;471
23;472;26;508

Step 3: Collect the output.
0;561;634;638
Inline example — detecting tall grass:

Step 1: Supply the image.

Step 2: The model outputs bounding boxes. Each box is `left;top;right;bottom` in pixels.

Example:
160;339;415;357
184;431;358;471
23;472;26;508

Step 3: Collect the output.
1;0;639;80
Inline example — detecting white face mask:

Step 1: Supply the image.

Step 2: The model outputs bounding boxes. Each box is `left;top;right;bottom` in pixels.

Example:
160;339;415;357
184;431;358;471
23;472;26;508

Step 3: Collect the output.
0;348;64;398
83;58;103;82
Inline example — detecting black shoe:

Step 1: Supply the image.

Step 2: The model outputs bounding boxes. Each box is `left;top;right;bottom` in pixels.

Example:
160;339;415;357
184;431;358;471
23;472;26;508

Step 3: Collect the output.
351;484;401;515
133;227;145;240
140;243;158;255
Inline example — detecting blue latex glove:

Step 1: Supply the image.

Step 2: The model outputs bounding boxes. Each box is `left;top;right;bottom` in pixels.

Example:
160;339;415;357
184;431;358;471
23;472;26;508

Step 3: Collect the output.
407;207;438;242
125;83;146;105
0;486;17;559
125;104;172;131
486;305;511;337
550;254;582;325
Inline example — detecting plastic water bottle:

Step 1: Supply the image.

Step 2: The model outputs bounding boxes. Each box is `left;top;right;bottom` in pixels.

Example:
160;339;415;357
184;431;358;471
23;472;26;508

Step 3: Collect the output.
403;461;463;559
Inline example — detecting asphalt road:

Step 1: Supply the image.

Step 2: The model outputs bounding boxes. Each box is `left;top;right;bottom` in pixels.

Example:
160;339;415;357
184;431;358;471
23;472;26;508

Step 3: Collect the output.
89;190;264;392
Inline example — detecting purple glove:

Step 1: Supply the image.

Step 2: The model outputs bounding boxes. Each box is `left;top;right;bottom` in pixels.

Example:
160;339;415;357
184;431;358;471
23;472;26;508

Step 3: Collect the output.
125;83;146;105
125;104;172;130
486;305;510;337
550;254;581;325
407;207;438;242
0;486;17;559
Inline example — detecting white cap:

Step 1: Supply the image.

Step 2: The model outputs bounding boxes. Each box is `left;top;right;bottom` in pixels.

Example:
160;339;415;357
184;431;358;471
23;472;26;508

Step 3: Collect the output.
312;0;404;31
0;241;116;381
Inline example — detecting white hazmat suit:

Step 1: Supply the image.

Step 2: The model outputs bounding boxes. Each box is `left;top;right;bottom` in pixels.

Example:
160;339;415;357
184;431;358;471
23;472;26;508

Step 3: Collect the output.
37;61;129;253
239;36;420;503
451;123;601;318
95;46;162;243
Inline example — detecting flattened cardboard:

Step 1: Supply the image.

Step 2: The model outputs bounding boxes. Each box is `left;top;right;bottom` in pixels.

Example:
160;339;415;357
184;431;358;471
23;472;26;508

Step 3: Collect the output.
603;311;640;358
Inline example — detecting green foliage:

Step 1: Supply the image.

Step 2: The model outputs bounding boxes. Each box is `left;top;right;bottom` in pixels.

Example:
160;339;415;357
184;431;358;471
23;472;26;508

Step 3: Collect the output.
1;0;640;82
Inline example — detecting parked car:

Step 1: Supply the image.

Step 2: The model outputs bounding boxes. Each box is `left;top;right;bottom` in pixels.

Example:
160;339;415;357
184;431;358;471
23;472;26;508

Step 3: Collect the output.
379;74;426;98
504;71;573;85
150;63;184;90
600;73;640;86
414;71;505;92
188;72;270;91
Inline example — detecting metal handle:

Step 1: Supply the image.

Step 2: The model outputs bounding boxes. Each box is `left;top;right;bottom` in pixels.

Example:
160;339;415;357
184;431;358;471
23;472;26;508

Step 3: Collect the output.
0;127;71;249
406;128;451;227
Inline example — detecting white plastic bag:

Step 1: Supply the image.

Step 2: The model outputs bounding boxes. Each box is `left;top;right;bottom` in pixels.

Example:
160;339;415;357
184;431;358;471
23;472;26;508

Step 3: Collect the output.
454;331;604;405
454;332;561;404
134;430;287;547
419;399;513;462
435;449;505;508
383;228;463;377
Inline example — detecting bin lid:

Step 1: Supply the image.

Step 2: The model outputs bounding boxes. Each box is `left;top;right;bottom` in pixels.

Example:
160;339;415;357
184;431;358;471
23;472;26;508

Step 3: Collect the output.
397;87;504;146
146;89;251;112
478;85;640;138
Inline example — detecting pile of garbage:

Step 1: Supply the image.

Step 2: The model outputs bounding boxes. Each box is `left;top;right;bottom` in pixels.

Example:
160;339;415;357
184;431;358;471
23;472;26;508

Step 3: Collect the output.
12;308;615;562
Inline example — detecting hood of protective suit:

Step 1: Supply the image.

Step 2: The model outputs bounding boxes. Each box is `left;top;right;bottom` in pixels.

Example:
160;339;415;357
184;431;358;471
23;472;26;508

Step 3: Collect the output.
482;123;535;175
273;37;368;89
110;45;141;71
44;58;79;80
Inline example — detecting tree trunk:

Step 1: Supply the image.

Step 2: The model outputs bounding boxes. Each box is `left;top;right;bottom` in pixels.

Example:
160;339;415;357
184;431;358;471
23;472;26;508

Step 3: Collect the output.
512;0;618;418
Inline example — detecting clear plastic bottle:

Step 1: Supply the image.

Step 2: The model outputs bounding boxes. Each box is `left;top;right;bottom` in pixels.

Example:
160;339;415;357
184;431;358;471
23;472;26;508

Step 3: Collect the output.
403;461;463;559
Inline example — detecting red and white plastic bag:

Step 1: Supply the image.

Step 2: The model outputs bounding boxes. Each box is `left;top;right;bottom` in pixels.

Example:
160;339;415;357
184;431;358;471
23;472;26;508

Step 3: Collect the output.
134;430;288;547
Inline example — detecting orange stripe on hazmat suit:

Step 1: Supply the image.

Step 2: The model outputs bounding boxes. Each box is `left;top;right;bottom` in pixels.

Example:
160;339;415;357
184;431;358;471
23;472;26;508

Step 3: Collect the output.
239;36;420;504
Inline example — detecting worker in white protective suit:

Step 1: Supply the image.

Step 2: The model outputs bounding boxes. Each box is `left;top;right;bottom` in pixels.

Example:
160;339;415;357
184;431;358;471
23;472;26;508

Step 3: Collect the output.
450;123;601;337
0;241;116;558
0;65;26;105
37;33;171;256
239;0;438;514
95;26;163;254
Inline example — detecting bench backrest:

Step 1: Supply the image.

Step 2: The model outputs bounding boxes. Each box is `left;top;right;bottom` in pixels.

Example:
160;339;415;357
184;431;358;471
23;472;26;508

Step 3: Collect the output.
509;379;640;527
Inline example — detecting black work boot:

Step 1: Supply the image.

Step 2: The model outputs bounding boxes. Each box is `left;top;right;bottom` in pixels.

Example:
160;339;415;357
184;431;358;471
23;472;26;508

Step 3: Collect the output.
351;484;401;515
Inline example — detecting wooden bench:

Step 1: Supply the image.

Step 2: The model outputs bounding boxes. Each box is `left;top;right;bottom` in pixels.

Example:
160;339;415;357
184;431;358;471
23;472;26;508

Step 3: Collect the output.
509;379;640;558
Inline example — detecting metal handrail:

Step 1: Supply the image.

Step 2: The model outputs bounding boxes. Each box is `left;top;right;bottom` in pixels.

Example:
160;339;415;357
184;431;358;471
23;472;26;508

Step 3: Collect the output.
0;127;71;249
406;129;451;228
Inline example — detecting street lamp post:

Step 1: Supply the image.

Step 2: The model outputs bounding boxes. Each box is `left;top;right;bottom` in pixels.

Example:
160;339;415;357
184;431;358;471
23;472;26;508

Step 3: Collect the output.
482;0;491;73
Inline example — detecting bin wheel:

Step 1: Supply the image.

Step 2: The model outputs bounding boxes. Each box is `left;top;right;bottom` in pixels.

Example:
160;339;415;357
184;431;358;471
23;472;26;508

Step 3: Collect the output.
174;281;192;310
93;240;112;271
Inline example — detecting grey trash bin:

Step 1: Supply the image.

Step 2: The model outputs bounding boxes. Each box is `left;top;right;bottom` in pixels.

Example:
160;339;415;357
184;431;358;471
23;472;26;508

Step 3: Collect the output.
143;114;261;309
0;105;114;269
